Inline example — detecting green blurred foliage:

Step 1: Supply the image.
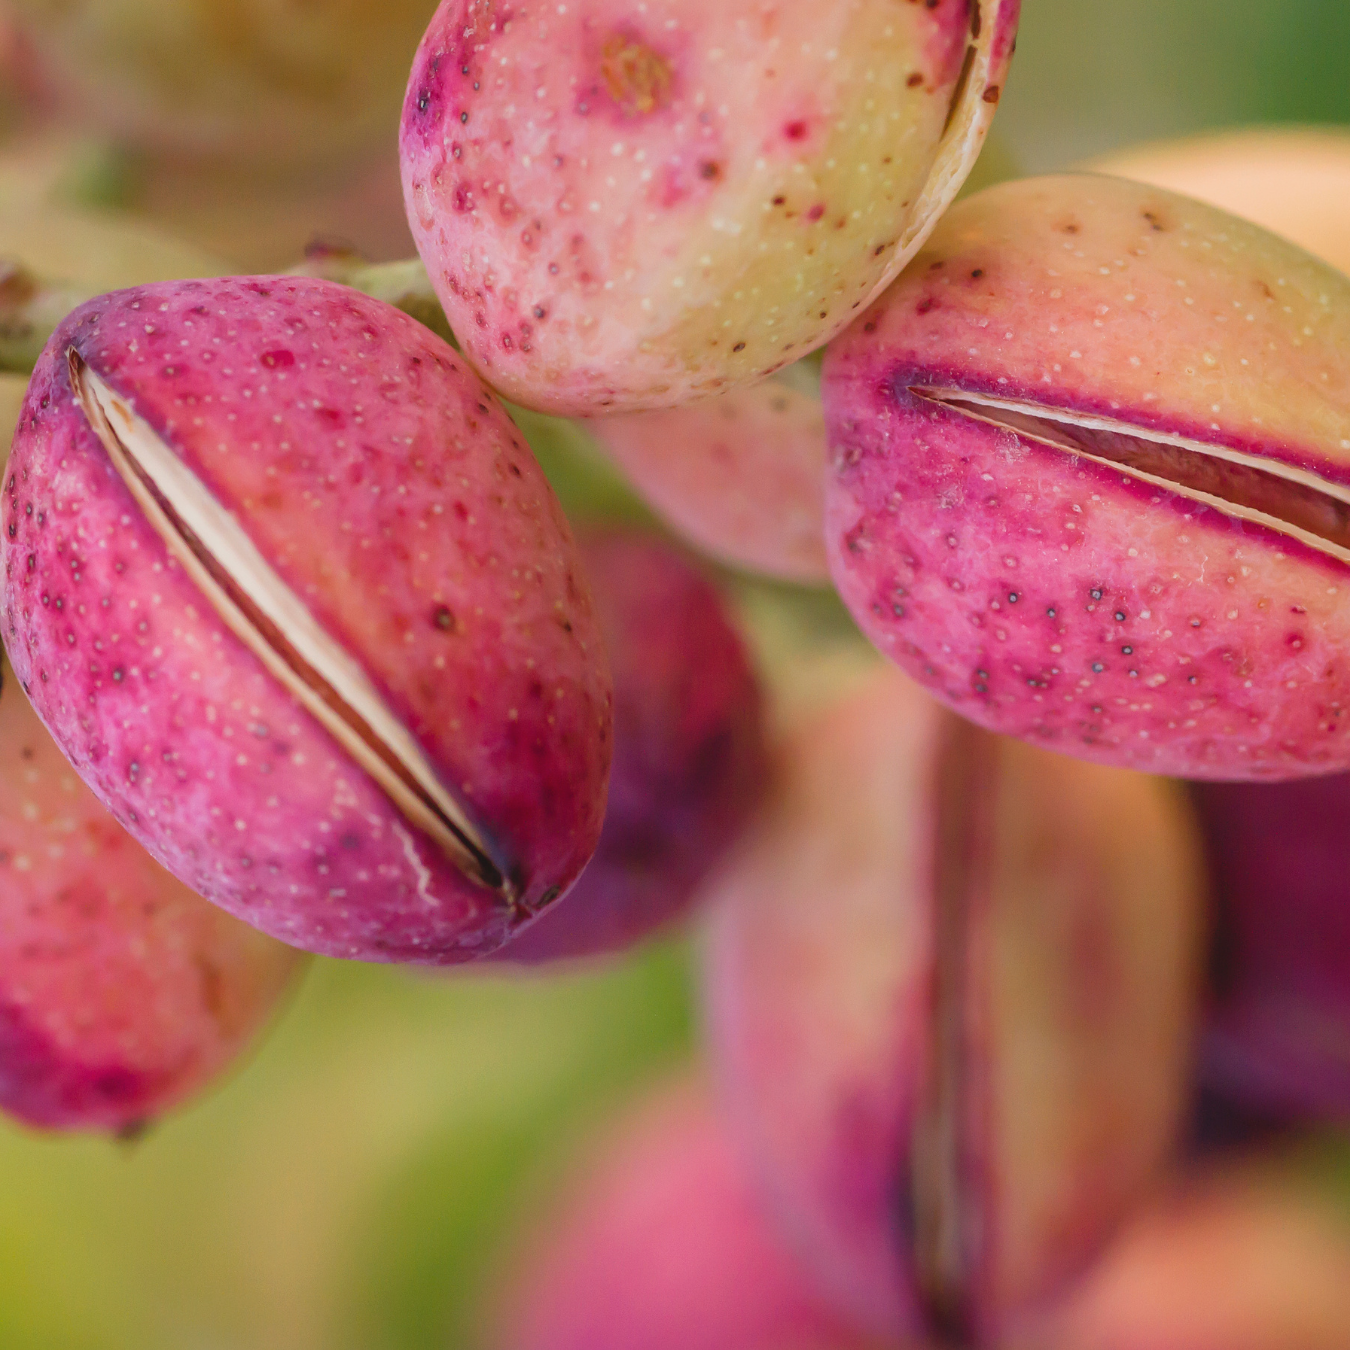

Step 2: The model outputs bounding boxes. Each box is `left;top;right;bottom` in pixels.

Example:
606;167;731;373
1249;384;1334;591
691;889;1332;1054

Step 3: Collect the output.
998;0;1350;170
0;945;694;1350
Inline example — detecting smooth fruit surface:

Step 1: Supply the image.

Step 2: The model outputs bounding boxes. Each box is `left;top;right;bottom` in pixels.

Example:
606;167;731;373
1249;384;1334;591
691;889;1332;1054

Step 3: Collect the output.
825;174;1350;779
487;1076;875;1350
588;372;830;582
401;0;1020;413
705;667;1202;1342
1190;775;1350;1118
2;276;612;962
1015;1160;1350;1350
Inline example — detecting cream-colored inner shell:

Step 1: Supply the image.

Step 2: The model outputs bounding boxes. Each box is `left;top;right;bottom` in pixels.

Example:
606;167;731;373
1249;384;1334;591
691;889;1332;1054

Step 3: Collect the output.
69;351;512;901
915;387;1350;566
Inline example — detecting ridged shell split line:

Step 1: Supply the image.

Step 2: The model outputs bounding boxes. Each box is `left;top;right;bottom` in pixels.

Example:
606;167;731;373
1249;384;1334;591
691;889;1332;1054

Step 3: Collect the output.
67;348;515;903
913;386;1350;566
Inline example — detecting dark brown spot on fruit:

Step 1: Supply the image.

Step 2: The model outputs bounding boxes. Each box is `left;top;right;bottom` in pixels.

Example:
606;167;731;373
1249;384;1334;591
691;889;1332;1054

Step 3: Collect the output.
601;33;673;115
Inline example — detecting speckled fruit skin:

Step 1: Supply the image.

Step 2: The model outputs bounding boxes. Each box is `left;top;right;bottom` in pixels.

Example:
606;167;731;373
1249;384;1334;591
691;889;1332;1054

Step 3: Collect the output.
588;375;830;582
489;1077;875;1350
498;529;765;961
1189;776;1350;1119
1013;1162;1350;1350
824;174;1350;779
1;276;612;963
704;667;1202;1343
0;654;301;1132
401;0;1020;414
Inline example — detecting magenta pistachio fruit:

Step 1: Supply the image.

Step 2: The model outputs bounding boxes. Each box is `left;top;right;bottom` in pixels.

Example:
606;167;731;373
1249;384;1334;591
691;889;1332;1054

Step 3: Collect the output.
1014;1160;1350;1350
824;173;1350;780
0;652;301;1131
587;370;830;582
400;0;1020;414
497;529;766;961
704;667;1204;1344
1;277;612;963
488;1077;876;1350
1188;776;1350;1119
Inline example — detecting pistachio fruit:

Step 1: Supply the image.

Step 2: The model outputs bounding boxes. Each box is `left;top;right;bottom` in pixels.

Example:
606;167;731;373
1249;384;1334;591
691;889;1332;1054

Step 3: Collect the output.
1093;126;1350;276
2;276;612;962
498;529;766;962
1190;775;1350;1119
400;0;1020;414
824;174;1350;779
487;1076;876;1350
704;667;1203;1344
0;650;302;1132
587;366;830;583
1016;1158;1350;1350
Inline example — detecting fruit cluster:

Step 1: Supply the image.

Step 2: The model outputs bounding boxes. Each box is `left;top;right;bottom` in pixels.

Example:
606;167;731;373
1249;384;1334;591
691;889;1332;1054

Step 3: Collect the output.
1;0;1349;1344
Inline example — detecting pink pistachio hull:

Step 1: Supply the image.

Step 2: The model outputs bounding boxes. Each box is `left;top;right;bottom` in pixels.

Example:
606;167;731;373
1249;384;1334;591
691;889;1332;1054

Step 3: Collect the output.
823;174;1350;779
401;0;1018;413
0;661;300;1131
588;377;830;582
491;1077;873;1350
1190;776;1350;1118
704;668;1200;1342
499;530;765;961
2;277;612;963
1015;1164;1350;1350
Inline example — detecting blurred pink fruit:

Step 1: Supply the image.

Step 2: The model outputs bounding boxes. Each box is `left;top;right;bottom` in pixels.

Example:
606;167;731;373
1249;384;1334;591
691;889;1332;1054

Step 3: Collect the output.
705;667;1203;1344
588;372;830;583
500;530;766;961
0;652;301;1131
489;1076;876;1350
1015;1160;1350;1350
1190;776;1350;1119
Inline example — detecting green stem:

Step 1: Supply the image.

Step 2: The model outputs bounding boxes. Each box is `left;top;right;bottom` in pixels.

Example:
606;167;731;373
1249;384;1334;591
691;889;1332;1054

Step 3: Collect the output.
0;264;97;374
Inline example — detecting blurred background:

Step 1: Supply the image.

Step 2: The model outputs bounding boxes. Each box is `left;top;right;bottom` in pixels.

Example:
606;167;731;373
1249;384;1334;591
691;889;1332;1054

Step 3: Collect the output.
1;1;1349;1347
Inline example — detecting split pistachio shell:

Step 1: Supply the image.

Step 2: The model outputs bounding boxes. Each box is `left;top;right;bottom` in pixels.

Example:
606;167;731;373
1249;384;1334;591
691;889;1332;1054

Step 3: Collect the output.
401;0;1020;414
824;174;1350;779
704;667;1202;1343
2;277;612;963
